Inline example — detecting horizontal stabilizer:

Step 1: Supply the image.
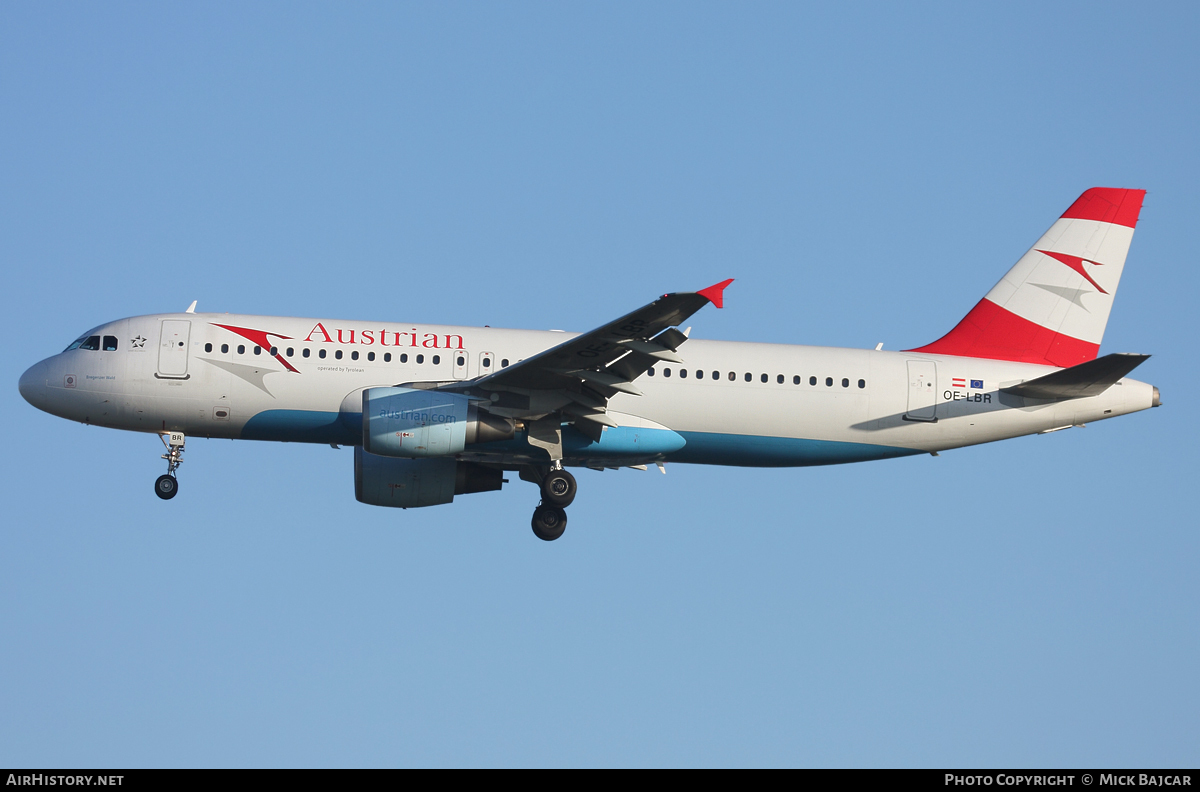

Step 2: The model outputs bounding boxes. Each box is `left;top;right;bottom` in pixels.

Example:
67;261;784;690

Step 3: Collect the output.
1001;353;1150;400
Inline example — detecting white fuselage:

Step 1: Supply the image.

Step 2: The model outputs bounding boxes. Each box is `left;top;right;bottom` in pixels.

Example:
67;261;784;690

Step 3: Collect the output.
19;312;1157;468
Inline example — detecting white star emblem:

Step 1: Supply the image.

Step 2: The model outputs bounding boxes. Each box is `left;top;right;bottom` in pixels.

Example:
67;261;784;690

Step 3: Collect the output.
131;335;146;348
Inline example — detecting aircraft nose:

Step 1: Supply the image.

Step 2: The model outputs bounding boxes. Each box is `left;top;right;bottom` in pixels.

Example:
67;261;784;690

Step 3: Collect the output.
19;359;49;410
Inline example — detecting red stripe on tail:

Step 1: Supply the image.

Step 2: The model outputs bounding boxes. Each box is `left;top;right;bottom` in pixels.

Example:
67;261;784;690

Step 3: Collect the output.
908;298;1099;368
1059;188;1145;229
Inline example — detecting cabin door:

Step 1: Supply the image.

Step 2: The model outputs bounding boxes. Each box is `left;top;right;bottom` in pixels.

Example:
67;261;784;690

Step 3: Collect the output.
157;320;191;379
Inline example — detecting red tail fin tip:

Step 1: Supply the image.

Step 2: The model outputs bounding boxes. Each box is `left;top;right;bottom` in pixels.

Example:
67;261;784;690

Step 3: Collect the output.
1060;187;1145;229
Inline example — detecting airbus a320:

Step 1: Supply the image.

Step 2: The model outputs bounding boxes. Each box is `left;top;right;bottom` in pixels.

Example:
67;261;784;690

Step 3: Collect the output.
19;187;1159;540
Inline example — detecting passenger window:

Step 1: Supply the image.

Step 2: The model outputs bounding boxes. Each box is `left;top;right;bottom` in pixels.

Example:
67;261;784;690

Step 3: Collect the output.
809;376;817;386
384;352;391;362
432;355;440;365
482;357;491;368
842;378;849;388
335;350;343;360
663;368;671;377
728;372;736;381
457;355;465;366
303;348;310;358
221;344;229;354
286;348;294;357
776;374;783;384
793;375;801;385
270;347;277;356
679;369;687;378
501;359;509;367
744;373;752;382
319;349;326;359
254;346;262;355
826;377;833;387
858;379;866;389
80;336;101;350
712;371;719;380
367;352;375;362
204;342;212;353
647;368;655;377
416;354;424;364
760;373;768;383
696;370;703;379
238;345;246;355
351;351;359;361
400;353;408;363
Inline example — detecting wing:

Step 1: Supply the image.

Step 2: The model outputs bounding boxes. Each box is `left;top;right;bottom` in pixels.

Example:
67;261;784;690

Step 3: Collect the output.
439;279;733;449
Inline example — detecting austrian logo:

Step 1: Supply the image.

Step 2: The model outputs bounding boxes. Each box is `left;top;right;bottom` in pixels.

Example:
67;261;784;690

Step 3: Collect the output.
1037;249;1109;294
210;322;469;375
211;324;300;372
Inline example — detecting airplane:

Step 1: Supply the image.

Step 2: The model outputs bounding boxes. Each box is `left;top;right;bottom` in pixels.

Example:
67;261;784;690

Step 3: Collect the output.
18;187;1159;541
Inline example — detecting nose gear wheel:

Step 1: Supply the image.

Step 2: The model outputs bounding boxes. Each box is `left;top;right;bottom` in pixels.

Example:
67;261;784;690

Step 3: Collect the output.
155;432;185;500
155;474;178;500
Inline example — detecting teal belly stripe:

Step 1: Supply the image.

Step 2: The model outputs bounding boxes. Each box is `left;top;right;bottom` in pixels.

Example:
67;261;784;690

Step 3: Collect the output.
668;431;921;467
239;410;920;468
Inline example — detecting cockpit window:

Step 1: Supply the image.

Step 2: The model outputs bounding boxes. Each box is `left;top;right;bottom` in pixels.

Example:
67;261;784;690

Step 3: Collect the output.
64;327;106;352
103;336;118;351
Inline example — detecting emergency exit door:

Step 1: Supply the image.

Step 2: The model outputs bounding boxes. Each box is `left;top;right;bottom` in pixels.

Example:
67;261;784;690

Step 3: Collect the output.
452;349;469;379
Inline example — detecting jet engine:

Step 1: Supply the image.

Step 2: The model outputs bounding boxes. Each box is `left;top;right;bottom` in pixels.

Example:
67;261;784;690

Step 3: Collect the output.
360;386;513;458
354;447;503;508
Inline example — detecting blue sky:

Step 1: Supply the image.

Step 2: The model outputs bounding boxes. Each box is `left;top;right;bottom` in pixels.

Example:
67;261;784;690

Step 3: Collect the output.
2;2;1197;767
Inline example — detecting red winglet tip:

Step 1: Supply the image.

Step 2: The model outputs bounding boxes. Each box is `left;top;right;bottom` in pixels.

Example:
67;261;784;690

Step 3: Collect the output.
697;278;734;308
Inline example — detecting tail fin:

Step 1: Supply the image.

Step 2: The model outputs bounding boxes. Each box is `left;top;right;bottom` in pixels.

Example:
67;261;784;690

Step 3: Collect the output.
909;187;1146;368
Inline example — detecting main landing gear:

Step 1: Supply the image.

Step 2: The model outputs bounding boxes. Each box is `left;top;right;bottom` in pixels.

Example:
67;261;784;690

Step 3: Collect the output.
526;465;578;541
532;503;568;542
154;432;185;501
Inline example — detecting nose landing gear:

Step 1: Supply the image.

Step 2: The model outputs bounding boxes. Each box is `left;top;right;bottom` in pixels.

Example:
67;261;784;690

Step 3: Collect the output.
154;432;185;500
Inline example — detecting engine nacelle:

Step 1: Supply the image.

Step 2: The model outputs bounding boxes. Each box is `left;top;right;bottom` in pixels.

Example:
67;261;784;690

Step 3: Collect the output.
361;387;513;458
355;447;504;508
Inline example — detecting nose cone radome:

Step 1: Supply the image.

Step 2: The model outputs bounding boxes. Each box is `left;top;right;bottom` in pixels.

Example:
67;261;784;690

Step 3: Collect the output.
19;360;49;411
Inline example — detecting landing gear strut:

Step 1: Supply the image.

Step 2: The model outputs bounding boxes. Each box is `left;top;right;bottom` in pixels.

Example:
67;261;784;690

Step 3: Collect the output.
155;432;185;501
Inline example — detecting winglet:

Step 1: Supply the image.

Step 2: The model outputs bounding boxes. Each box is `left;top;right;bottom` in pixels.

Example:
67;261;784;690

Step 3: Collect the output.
696;279;734;309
